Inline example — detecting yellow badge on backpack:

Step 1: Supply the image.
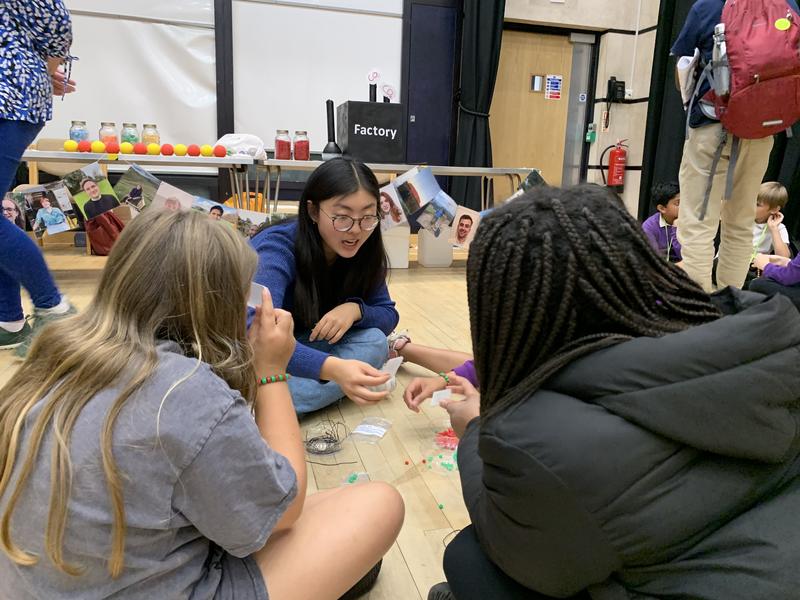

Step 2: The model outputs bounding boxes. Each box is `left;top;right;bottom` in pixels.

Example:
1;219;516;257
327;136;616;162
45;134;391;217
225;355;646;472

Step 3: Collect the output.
775;18;792;31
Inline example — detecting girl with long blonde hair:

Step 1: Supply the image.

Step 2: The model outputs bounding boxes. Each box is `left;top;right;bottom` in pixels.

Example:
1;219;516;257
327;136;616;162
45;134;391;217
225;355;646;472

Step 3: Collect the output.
0;209;404;599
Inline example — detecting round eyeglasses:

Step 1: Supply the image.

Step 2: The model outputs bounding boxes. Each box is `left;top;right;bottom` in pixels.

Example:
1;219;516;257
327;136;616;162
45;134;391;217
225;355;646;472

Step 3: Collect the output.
319;208;380;232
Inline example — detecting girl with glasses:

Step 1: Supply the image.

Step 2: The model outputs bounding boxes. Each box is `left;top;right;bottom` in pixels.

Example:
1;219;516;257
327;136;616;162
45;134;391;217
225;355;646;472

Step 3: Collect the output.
251;158;398;414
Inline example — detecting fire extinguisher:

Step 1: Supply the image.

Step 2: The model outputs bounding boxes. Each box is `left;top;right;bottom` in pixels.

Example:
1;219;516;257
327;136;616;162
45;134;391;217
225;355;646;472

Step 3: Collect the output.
600;140;628;188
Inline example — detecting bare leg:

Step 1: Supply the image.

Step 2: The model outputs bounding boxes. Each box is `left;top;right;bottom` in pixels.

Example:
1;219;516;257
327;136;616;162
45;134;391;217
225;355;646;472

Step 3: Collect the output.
398;342;473;374
255;482;405;600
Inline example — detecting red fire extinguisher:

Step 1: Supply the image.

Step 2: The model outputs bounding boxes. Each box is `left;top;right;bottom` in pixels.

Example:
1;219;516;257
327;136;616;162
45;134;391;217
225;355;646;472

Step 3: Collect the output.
602;140;628;188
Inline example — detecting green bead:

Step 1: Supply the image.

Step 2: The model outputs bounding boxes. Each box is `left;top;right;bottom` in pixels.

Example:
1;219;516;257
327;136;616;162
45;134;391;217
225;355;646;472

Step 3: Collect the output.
260;377;267;384
438;503;444;510
278;374;284;381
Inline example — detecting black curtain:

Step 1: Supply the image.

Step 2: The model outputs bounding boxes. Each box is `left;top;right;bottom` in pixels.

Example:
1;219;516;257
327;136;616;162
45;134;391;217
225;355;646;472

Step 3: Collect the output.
450;0;505;210
764;125;800;240
639;0;692;220
642;0;800;240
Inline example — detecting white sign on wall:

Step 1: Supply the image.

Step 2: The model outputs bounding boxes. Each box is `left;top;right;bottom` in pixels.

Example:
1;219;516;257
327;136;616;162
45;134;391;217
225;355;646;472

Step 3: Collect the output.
545;74;563;100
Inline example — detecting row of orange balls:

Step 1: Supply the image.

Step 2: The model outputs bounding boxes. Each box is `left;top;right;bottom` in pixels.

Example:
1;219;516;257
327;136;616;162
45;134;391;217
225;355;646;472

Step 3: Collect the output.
63;139;228;158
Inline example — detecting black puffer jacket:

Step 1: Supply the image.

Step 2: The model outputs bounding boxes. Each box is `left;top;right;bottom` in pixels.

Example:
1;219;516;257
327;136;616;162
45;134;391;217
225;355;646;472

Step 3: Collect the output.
458;290;800;599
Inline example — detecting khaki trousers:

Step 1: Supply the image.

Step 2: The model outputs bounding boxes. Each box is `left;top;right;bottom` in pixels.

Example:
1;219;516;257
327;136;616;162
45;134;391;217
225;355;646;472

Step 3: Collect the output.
677;123;773;292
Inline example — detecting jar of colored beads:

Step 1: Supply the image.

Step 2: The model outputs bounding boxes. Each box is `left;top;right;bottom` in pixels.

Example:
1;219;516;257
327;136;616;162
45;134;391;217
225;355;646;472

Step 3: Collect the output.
141;123;160;145
274;130;291;160
69;120;89;142
121;122;139;144
98;122;118;145
293;130;310;161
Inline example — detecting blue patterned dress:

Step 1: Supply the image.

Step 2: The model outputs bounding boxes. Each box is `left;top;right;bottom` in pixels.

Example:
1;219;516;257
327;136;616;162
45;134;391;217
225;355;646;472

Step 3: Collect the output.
0;0;73;124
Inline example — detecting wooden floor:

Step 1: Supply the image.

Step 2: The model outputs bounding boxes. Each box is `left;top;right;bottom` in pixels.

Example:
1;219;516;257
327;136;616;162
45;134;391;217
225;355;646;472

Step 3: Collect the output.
0;251;473;599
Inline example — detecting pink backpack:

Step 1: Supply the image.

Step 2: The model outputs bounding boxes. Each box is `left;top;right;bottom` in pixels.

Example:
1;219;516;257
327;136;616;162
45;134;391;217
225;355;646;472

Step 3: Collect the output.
690;0;800;218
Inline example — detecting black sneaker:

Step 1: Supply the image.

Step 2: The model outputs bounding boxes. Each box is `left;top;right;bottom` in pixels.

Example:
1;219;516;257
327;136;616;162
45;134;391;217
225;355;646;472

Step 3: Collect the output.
339;559;383;600
428;582;456;600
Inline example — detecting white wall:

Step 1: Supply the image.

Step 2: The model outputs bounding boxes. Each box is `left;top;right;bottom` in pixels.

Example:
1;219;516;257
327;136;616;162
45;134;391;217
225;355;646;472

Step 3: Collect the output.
505;0;659;33
43;1;218;147
232;1;403;152
43;1;403;156
505;0;661;215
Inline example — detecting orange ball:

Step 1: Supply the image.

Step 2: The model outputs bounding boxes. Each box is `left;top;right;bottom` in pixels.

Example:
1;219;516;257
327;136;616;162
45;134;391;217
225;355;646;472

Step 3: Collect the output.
133;143;147;155
105;141;120;154
187;144;201;157
77;140;92;152
161;143;174;156
213;145;227;158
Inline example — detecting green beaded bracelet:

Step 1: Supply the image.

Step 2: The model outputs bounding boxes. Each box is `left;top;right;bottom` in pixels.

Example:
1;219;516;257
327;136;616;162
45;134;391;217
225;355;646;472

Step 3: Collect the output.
259;374;290;385
438;372;450;384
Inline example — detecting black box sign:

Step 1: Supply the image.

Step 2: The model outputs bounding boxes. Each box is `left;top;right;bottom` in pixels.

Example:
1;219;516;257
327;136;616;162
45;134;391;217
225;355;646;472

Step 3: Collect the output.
336;101;406;164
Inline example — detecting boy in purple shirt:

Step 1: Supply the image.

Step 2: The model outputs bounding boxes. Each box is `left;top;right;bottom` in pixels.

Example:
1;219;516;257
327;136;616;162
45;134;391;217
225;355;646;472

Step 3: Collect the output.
642;182;682;263
750;253;800;309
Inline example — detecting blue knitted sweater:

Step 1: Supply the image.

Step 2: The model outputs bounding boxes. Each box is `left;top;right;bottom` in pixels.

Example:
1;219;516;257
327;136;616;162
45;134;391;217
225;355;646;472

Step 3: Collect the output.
250;220;399;380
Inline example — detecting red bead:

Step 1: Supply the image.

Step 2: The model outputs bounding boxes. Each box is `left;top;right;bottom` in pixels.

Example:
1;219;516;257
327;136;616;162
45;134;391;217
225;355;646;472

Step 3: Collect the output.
422;459;426;464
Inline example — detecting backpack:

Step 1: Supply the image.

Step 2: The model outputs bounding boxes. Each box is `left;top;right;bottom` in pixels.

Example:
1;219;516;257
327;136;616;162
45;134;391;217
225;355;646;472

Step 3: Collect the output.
85;210;125;256
688;0;800;219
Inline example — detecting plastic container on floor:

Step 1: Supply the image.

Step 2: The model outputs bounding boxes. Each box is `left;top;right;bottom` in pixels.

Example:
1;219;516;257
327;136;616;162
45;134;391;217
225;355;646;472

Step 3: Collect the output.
384;224;410;269
417;227;453;268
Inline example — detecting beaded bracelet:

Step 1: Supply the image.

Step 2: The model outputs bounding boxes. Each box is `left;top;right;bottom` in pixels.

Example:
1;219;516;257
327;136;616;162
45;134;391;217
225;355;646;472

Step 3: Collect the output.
437;372;450;384
259;374;290;385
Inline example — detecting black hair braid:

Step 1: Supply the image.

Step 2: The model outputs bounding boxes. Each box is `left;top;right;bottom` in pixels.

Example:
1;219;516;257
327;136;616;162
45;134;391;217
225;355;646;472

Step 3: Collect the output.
486;334;632;418
551;199;657;330
468;212;518;382
582;209;663;320
488;222;535;388
469;184;722;421
530;241;578;361
494;228;554;395
577;200;719;328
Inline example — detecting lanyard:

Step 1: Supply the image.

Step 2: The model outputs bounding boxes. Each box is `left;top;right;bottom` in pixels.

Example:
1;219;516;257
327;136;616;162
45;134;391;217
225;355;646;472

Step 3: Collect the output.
751;225;769;262
664;224;673;261
59;55;79;101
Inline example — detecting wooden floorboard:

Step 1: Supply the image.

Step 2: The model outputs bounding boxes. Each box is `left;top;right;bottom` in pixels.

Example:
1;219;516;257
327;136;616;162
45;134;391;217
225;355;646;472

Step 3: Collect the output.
0;262;472;598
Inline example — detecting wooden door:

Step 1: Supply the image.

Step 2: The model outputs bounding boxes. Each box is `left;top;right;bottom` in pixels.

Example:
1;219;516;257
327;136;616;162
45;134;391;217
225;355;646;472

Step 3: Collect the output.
490;30;573;198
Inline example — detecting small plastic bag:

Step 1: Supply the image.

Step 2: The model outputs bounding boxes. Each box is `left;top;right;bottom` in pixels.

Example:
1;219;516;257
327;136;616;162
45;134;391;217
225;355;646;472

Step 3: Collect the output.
369;357;403;393
350;417;392;444
341;471;370;485
214;133;267;160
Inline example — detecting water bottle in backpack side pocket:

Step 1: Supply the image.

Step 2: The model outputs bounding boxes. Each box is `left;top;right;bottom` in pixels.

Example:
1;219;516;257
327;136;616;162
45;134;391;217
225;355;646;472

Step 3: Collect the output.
713;23;730;97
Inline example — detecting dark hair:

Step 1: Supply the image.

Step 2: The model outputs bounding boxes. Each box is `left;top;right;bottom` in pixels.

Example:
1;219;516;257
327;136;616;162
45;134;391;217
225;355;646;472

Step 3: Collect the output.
468;184;721;420
651;181;680;212
458;214;474;224
3;198;25;229
294;158;387;329
210;205;224;215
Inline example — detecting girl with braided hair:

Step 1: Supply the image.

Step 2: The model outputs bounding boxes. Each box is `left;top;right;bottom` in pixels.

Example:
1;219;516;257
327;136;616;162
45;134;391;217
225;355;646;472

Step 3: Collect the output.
428;185;800;600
